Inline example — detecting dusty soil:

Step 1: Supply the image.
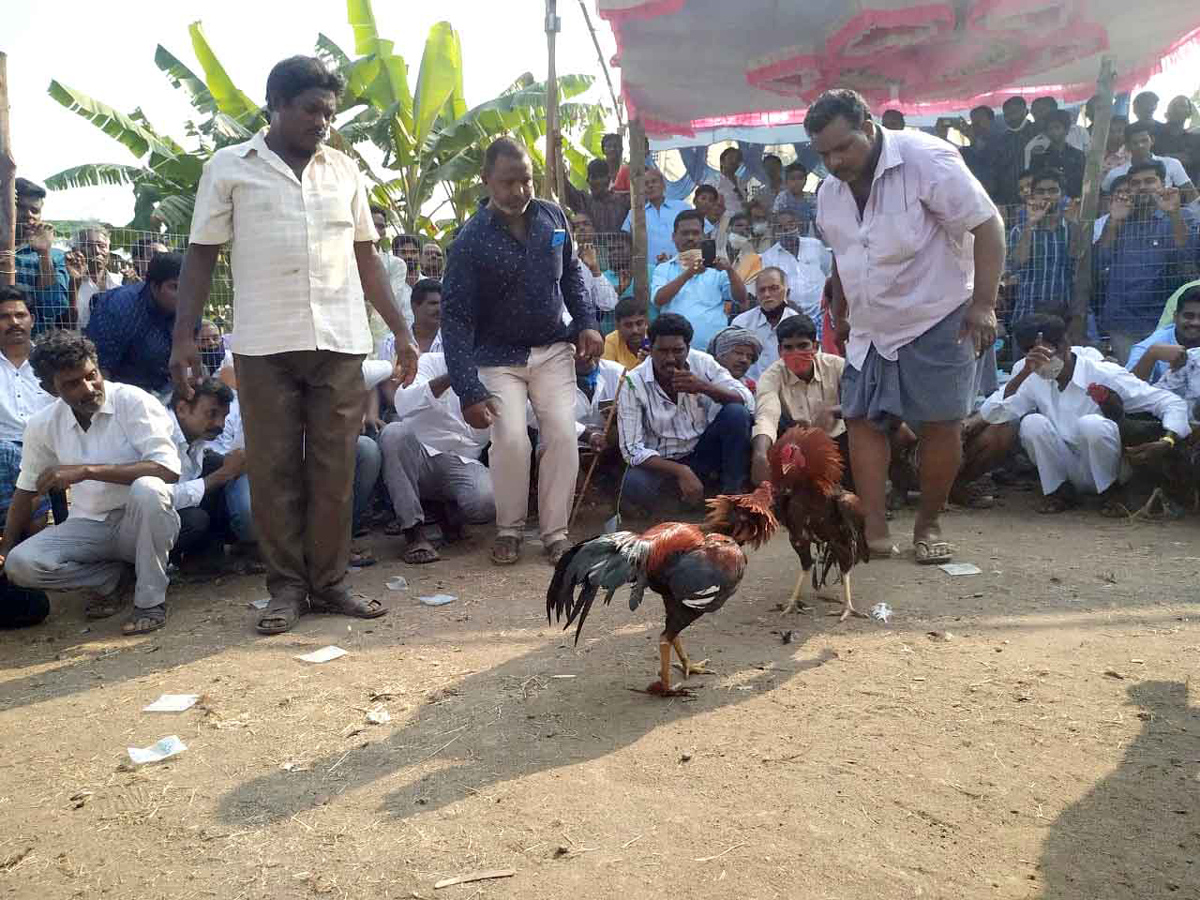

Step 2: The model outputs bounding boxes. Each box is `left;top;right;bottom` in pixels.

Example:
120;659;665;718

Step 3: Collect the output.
1;492;1198;900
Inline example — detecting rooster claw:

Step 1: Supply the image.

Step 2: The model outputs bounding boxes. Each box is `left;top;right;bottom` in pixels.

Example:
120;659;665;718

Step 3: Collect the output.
634;681;695;698
672;659;716;678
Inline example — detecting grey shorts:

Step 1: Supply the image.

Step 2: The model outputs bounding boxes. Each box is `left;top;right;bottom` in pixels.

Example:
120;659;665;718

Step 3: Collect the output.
841;303;977;431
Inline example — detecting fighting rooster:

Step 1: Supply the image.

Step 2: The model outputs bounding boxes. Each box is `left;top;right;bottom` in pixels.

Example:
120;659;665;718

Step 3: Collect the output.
769;426;870;621
547;483;777;696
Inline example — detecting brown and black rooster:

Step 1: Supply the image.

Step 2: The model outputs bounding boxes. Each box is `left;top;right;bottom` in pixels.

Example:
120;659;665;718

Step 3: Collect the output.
547;483;778;697
769;426;870;621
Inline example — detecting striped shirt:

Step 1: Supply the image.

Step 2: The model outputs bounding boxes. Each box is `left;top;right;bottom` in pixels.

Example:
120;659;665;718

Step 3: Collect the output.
1007;219;1076;323
617;349;754;466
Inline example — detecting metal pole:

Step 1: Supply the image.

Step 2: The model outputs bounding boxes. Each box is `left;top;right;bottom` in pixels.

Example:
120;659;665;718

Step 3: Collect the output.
545;0;562;202
0;53;16;287
1069;55;1116;345
628;118;650;308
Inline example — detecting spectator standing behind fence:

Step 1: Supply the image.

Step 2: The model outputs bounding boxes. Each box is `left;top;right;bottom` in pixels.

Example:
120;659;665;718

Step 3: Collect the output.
1096;160;1198;363
393;234;422;288
602;132;631;194
564;158;631;235
772;161;815;229
807;88;1004;565
1028;110;1086;198
757;154;785;214
421;242;444;280
621;168;692;266
85;251;183;397
960;106;996;195
1102;121;1198;203
129;236;170;282
991;97;1038;208
1131;90;1165;143
1006;170;1085;325
1158;96;1200;186
441;137;602;567
1023;96;1091;168
13;178;71;334
72;227;122;330
170;55;418;635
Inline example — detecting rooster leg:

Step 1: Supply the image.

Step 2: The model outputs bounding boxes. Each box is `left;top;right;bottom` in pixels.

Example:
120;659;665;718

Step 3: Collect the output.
671;637;714;678
644;635;694;697
837;572;868;623
782;567;813;614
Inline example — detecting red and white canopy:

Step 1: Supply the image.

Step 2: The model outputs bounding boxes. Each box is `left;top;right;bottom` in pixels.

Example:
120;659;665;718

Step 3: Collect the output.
598;0;1200;137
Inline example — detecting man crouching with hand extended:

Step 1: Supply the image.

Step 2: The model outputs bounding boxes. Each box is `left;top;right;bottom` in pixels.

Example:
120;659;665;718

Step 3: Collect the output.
0;333;182;635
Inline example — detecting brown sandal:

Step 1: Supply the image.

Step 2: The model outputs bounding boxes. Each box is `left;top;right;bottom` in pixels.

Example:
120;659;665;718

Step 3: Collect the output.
256;596;301;634
122;604;166;635
309;591;387;619
490;535;522;566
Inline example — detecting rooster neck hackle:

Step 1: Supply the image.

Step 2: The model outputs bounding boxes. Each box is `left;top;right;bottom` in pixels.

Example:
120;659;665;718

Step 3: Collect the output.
769;426;844;494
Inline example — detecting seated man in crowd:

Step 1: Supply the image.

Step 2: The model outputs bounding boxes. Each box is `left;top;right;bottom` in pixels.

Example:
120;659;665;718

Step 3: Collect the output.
84;250;183;397
0;286;57;533
129;236;170;282
380;352;495;565
1102;120;1198;203
757;210;829;322
617;313;754;514
651;210;748;352
750;314;845;484
393;234;423;288
0;333;183;635
1095;160;1199;362
380;278;443;363
574;353;624;452
1006;170;1084;325
772;161;814;228
198;319;225;376
980;314;1189;513
602;295;649;370
708;325;762;391
570;212;619;319
168;377;245;558
13;178;71;334
421;242;444;280
731;266;798;380
1128;283;1200;383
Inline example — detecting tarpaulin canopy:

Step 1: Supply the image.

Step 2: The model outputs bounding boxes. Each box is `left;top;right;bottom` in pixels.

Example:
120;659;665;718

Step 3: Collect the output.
598;0;1200;137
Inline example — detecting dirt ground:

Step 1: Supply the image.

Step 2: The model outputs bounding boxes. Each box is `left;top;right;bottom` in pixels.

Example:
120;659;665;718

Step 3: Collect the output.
1;489;1198;900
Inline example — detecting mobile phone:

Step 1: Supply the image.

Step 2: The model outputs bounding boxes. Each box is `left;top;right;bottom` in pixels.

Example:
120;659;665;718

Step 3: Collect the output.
700;238;717;268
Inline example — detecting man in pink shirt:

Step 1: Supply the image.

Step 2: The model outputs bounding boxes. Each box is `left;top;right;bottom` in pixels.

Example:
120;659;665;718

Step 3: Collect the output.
807;89;1005;564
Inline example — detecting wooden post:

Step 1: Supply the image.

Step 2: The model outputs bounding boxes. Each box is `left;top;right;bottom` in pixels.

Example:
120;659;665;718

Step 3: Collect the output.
576;0;624;131
0;52;16;287
628;118;650;308
1069;55;1117;345
544;0;562;202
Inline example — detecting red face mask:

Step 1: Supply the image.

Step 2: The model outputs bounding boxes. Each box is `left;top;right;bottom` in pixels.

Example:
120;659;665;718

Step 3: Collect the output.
782;349;816;378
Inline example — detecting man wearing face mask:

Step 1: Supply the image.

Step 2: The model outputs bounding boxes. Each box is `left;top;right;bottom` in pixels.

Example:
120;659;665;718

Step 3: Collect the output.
757;211;830;322
980;314;1188;513
197;320;225;376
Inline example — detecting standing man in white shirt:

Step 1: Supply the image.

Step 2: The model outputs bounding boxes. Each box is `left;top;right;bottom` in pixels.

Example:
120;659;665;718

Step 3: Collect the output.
0;287;57;527
1102;120;1198;203
0;333;182;634
981;314;1189;513
380;353;495;565
169;56;419;634
807;88;1005;564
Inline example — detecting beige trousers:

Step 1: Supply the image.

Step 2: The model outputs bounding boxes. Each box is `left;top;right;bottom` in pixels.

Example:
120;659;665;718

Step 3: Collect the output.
479;342;578;545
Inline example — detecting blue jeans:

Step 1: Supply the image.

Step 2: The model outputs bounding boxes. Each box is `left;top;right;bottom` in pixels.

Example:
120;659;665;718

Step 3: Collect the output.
223;435;381;543
621;403;752;511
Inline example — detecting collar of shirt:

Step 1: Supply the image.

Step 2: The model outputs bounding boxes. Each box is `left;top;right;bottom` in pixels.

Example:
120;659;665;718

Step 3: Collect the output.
0;351;54;443
237;128;328;181
168;410;206;477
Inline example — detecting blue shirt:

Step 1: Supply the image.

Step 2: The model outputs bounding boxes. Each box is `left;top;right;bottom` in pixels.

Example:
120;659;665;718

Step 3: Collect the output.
771;191;816;229
1096;210;1199;336
621;199;693;266
84;282;176;394
1126;323;1176;383
15;247;70;334
650;257;733;352
441;199;595;408
1007;219;1075;324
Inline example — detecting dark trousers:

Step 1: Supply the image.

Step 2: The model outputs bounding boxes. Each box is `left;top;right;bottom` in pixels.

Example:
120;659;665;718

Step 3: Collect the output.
622;403;753;510
234;351;366;602
174;452;228;557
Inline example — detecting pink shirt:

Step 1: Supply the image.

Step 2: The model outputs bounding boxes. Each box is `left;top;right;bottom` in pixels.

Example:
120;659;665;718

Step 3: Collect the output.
816;129;998;369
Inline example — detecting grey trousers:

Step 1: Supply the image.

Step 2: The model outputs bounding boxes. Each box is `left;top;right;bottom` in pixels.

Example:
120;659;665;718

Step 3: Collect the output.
379;421;495;530
5;476;180;610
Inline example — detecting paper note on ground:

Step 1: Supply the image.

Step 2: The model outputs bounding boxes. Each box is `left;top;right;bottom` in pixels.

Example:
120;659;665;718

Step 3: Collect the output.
296;646;347;664
143;694;200;713
128;735;187;764
938;562;982;576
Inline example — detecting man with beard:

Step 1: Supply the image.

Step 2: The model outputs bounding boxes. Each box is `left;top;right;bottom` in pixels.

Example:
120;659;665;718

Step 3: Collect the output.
0;332;183;634
757;210;829;322
707;325;763;391
72;226;123;329
621;167;693;266
1128;284;1200;383
1096;160;1198;362
981;314;1188;513
730;266;797;380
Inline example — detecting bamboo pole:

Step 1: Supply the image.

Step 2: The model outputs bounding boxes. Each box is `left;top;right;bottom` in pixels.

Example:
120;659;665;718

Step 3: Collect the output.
544;0;562;202
0;53;16;286
1069;55;1117;345
576;0;623;132
628;118;650;308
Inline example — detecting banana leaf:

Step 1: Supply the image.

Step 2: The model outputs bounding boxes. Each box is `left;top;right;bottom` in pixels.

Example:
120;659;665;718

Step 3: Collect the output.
154;45;216;115
188;22;264;126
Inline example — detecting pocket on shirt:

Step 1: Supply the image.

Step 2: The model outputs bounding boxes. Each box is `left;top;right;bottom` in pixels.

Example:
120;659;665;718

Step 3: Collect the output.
870;209;921;264
548;245;564;281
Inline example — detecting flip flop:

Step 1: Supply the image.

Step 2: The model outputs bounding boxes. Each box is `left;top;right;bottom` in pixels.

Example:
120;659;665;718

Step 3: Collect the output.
490;535;522;566
867;539;901;559
403;542;440;565
914;539;953;565
256;596;302;635
309;591;387;619
122;604;166;635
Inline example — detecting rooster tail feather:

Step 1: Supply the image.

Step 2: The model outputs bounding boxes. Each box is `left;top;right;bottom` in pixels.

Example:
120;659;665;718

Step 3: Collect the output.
545;532;649;644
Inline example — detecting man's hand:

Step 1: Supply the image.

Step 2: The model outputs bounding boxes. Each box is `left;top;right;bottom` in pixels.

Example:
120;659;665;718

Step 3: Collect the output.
1026;198;1050;226
218;448;246;478
812;403;837;435
1151;343;1189;371
1109;194;1133;223
958;302;998;357
751;451;771;487
670;368;708;395
710;256;731;272
579;243;601;275
64;249;87;282
462;397;501;430
676;467;705;505
36;465;89;495
576;329;603;360
393;337;419;387
617;269;633;295
655;252;670;264
169;337;203;401
1064;198;1081;223
120;262;141;284
834;316;850;344
1127;438;1175;466
961;414;989;444
584;428;607;453
1023;342;1056;373
1155;186;1182;214
27;224;55;255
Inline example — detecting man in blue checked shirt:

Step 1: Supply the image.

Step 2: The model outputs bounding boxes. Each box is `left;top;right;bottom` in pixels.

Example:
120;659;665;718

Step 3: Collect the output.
1006;170;1085;326
441;137;603;568
13;178;74;334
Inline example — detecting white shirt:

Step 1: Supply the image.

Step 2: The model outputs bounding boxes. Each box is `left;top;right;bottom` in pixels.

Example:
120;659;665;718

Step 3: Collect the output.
382;253;413;330
17;382;181;521
817;128;999;368
730;305;798;381
756;239;830;320
581;267;619;313
392;353;488;464
168;410;208;511
1024;124;1091;168
209;395;243;455
981;352;1190;439
618;349;754;466
718;174;747;215
189;129;378;356
1102;154;1193;191
76;270;123;330
0;351;54;443
575;358;624;438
